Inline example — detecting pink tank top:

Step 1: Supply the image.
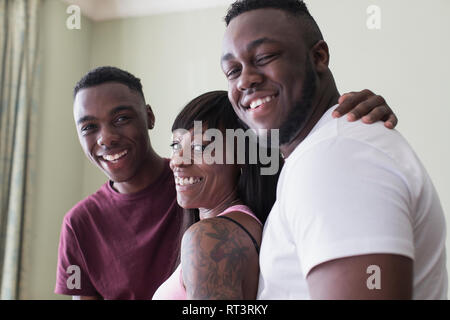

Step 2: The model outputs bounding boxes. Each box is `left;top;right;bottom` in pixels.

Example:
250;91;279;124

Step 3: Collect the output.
152;205;261;300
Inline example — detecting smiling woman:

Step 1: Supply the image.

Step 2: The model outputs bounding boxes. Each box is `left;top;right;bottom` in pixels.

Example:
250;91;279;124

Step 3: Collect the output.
152;90;282;300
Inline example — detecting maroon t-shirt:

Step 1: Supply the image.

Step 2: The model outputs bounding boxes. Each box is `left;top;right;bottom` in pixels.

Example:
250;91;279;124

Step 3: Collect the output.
55;160;183;299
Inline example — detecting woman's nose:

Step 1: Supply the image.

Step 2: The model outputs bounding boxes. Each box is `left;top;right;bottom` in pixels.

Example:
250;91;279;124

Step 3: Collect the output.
170;146;192;168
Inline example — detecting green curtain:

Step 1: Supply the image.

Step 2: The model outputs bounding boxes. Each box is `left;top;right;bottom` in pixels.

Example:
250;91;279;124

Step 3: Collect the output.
0;0;40;299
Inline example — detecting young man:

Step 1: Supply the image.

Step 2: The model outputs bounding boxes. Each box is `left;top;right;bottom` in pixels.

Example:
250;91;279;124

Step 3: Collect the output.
55;67;184;299
222;0;447;299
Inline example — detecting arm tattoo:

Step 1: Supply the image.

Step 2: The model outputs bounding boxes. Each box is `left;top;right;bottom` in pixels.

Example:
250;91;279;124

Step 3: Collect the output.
181;218;252;299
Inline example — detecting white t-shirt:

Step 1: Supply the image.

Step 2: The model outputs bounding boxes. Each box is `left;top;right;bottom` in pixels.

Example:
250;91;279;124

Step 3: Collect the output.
257;105;447;299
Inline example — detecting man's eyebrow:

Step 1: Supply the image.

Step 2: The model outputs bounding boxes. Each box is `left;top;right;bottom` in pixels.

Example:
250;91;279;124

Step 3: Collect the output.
247;37;279;51
110;105;135;115
77;105;135;125
221;37;280;62
77;115;96;125
221;52;235;63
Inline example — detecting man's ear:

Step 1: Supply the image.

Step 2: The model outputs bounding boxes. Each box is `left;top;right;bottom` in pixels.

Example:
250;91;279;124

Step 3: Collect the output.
146;104;155;129
311;40;330;74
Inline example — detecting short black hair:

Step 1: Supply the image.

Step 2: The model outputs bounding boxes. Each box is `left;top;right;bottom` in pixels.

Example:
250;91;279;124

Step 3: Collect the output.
73;66;145;101
225;0;323;47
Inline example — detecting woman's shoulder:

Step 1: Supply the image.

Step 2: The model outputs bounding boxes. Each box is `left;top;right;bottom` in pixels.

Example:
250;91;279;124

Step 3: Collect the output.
180;215;258;299
182;216;239;248
181;212;261;257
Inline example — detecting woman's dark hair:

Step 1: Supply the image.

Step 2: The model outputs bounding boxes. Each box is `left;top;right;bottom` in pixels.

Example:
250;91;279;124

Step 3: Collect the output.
172;90;283;229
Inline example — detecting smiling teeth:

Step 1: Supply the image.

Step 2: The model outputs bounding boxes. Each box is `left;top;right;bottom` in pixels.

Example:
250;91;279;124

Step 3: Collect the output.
103;150;128;161
250;96;275;109
175;177;202;186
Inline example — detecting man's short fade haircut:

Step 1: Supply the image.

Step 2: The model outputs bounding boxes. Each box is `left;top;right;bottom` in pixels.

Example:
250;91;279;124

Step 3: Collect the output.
74;66;145;101
224;0;323;47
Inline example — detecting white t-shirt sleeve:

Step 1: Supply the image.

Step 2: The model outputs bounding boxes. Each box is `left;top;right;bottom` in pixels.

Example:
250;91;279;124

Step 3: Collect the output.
282;137;415;277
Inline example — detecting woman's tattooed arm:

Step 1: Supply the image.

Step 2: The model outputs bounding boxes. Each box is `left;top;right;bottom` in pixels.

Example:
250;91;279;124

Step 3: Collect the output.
181;217;252;299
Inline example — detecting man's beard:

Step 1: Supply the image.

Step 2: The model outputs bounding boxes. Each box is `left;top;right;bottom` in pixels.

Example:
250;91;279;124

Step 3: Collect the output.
279;58;317;146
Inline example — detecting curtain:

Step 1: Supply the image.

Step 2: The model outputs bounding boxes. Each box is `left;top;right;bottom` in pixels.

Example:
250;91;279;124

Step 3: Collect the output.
0;0;40;299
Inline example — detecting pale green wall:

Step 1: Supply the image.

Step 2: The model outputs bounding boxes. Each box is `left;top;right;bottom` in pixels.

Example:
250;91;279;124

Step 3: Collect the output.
25;0;450;299
20;0;93;299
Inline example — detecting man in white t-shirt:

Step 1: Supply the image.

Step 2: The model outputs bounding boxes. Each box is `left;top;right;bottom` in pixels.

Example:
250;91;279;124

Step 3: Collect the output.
221;0;447;299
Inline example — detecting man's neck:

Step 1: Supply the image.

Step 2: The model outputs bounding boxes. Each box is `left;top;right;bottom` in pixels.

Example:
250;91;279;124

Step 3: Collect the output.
112;150;166;194
280;86;340;159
